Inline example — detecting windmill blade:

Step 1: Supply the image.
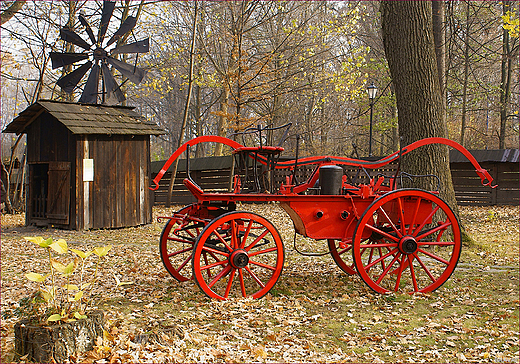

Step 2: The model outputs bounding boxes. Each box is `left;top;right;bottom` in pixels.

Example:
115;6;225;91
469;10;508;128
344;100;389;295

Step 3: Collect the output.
98;0;116;45
106;16;137;47
106;56;146;84
79;63;100;104
79;13;97;45
111;38;149;56
60;28;91;51
101;62;126;104
57;61;93;93
50;52;89;69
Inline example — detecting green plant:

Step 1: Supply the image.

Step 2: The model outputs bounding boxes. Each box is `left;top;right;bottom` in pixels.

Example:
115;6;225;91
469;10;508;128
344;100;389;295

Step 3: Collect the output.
23;237;112;323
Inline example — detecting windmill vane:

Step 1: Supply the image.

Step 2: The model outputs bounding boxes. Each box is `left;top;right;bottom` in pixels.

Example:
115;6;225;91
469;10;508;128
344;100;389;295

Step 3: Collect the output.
50;0;149;105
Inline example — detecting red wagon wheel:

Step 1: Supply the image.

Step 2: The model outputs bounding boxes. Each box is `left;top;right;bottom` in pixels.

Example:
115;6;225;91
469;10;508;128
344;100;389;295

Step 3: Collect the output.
192;211;284;300
328;239;357;275
159;204;223;282
352;189;461;294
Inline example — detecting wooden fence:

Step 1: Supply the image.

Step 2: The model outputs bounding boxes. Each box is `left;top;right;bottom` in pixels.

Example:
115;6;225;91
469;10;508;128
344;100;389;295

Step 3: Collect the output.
151;151;519;207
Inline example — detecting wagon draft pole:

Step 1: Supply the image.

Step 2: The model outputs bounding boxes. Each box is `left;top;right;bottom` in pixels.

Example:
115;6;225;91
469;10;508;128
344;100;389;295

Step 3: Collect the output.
150;126;496;300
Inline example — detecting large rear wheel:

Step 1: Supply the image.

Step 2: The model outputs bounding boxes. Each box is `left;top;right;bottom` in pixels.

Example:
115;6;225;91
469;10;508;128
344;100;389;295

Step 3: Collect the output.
352;189;461;294
192;211;284;300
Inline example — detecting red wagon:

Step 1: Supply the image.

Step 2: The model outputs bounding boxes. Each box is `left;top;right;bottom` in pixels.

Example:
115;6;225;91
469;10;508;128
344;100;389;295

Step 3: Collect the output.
151;126;495;300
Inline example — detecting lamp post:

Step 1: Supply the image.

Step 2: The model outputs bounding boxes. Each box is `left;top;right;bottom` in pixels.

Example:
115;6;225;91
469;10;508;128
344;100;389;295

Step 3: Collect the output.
367;82;378;157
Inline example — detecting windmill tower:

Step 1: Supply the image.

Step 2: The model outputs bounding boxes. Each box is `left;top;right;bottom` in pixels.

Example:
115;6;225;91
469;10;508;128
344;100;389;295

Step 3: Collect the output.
50;0;149;104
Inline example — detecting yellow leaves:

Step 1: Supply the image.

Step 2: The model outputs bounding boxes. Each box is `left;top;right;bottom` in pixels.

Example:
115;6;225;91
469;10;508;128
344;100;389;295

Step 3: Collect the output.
502;11;519;38
51;259;75;275
26;272;49;282
252;344;268;360
71;248;93;259
93;245;112;257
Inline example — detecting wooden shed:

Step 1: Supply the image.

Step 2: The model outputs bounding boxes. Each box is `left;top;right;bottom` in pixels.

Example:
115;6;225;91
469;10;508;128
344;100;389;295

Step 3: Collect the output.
2;100;164;230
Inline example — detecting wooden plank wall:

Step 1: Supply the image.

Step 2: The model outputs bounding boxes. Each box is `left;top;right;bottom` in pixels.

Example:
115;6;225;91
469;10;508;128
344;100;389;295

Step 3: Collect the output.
153;157;518;207
76;135;152;229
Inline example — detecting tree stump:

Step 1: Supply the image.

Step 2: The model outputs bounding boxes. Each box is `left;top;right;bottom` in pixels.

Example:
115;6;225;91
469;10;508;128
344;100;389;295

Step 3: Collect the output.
14;311;104;363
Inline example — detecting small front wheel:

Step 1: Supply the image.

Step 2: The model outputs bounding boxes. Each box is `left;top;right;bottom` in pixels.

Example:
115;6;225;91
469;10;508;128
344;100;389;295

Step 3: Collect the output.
192;211;284;300
352;189;461;294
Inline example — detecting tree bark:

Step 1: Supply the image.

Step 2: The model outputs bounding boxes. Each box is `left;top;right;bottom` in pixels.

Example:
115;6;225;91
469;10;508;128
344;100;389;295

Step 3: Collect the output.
380;1;458;215
432;0;446;120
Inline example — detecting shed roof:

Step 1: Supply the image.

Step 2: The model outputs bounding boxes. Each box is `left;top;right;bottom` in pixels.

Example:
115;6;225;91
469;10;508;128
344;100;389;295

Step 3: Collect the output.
2;100;164;135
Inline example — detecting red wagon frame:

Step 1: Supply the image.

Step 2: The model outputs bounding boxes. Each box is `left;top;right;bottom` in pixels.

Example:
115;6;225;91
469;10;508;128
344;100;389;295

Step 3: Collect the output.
151;133;495;300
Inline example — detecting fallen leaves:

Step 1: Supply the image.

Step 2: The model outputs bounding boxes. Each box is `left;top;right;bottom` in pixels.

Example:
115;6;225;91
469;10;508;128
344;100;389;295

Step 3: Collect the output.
1;205;519;363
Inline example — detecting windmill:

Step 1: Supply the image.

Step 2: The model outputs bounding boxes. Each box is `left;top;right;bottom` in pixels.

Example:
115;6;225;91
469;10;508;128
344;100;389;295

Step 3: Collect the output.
50;0;149;105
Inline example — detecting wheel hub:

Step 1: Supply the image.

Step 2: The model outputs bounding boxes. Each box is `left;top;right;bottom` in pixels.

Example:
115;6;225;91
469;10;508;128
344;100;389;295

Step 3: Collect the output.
230;249;249;269
399;236;418;255
93;47;108;61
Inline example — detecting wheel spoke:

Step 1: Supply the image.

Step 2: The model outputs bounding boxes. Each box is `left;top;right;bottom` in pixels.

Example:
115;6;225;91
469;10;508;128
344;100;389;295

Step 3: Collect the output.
201;245;230;257
363;248;399;271
200;259;228;271
238;269;247;297
408;197;422;234
249;259;276;271
249;246;277;257
377;205;403;238
396;197;406;235
412;205;440;236
245;229;270;252
245;266;266;288
408;255;418;292
413;252;436;283
214;230;234;253
240;220;254;249
417;248;450;265
364;224;400;242
203;252;211;279
359;241;397;249
374;252;401;285
167;236;195;244
416;220;452;241
417;241;455;247
176;255;191;274
224;269;236;298
378;247;387;271
393;256;406;292
208;265;232;288
167;246;193;258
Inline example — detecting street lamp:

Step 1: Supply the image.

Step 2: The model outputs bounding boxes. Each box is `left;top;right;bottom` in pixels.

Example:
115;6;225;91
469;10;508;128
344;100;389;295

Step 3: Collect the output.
367;82;378;157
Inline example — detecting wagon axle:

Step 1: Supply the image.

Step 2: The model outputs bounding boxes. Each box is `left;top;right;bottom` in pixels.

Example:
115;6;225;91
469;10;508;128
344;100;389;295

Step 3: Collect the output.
399;236;418;255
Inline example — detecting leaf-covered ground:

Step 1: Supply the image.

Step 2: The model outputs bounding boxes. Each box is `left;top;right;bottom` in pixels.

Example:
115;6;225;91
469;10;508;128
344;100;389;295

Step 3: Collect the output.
1;204;518;363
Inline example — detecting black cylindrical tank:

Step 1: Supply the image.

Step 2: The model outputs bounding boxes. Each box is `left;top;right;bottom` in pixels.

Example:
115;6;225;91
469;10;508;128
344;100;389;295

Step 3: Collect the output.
319;165;343;195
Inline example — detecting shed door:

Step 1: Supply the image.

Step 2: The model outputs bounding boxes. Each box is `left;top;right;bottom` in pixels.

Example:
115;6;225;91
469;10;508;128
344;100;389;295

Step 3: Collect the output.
47;161;70;225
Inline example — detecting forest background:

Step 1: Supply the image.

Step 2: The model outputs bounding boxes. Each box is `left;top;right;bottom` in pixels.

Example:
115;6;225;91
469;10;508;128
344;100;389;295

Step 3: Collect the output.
1;0;519;163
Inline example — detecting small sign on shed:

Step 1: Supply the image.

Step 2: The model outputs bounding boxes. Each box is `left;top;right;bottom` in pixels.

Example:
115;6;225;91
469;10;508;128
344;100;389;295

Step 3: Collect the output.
3;100;164;230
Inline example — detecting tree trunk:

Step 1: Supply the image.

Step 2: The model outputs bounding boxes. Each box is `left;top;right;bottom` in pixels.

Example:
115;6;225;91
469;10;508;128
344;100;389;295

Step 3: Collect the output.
214;86;230;156
380;1;458;215
499;0;513;149
166;1;198;207
14;311;104;363
459;1;470;146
